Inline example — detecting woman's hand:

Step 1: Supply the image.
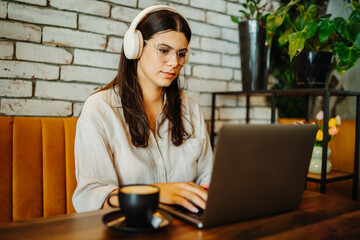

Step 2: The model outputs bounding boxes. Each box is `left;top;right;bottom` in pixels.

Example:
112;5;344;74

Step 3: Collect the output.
152;182;208;213
102;188;119;209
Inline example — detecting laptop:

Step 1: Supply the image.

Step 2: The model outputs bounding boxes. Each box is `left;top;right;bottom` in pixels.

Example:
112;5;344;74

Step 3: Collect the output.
159;124;317;228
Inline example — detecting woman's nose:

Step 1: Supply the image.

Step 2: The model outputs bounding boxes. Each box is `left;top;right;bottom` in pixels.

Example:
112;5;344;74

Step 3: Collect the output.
166;51;179;67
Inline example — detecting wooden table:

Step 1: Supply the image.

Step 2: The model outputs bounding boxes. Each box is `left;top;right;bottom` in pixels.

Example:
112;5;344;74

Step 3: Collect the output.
1;191;360;239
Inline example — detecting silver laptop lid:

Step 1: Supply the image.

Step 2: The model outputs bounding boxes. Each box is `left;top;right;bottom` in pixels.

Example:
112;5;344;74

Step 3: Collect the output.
202;124;317;228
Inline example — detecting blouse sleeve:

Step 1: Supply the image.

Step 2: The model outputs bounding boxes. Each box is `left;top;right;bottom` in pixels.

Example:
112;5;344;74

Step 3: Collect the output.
72;97;119;213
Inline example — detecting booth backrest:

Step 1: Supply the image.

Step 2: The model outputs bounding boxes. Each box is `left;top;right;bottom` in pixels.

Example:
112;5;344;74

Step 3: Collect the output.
0;117;78;222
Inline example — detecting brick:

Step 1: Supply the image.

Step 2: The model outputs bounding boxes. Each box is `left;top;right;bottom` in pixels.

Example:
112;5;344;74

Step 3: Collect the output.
111;6;140;22
105;0;136;7
50;0;110;17
226;2;242;17
207;11;237;29
201;37;239;55
1;99;72;116
0;20;41;42
253;106;271;119
191;51;220;65
190;0;226;13
199;106;218;121
79;14;128;37
216;95;237;107
251;96;269;107
229;81;243;92
186;78;227;92
35;81;100;101
169;3;205;22
0;79;32;97
189;36;200;49
106;37;123;53
12;0;46;6
73;103;84;117
222;28;239;43
0;60;59;80
16;42;73;64
219;107;246;120
185;91;212;107
0;42;13;59
73;49;120;70
193;65;232;80
60;65;117;84
189;20;220;38
222;54;240;68
8;3;76;28
0;1;7;18
43;27;106;50
234;69;241;81
138;0;165;9
170;0;189;5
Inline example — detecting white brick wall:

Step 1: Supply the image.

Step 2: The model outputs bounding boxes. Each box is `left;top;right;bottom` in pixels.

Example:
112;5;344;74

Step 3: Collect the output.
43;27;107;50
1;99;72;116
35;81;100;101
13;0;46;6
111;6;140;22
73;49;120;69
0;79;32;97
50;0;110;17
0;1;7;18
0;41;13;59
0;0;273;125
193;65;232;80
16;42;73;64
60;65;117;84
8;3;77;28
79;14;128;36
0;60;59;80
0;20;41;42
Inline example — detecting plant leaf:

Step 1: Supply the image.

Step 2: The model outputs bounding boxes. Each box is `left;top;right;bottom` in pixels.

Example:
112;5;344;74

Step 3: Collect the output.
289;32;306;61
231;16;240;23
278;27;293;46
334;17;357;43
336;42;360;75
319;19;336;43
303;19;318;39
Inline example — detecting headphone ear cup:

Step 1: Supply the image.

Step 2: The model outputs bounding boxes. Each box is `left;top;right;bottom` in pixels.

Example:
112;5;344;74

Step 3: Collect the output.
124;30;144;59
135;30;143;59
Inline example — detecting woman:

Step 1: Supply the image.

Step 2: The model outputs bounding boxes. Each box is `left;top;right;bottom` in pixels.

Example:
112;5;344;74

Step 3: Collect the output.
72;5;213;214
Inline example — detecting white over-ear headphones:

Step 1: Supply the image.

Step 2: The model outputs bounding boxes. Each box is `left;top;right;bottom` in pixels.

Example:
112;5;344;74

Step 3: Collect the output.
123;5;189;60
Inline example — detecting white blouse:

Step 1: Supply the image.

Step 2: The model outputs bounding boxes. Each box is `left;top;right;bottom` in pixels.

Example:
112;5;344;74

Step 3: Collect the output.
72;88;214;212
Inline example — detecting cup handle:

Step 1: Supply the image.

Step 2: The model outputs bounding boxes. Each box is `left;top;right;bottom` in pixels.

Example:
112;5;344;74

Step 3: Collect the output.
107;193;119;208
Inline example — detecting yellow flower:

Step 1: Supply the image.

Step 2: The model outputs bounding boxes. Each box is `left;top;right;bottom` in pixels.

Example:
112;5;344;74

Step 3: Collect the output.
328;118;337;128
316;129;323;141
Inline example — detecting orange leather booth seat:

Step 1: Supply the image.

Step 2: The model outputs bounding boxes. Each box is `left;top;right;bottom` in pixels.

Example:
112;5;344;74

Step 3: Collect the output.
0;117;78;222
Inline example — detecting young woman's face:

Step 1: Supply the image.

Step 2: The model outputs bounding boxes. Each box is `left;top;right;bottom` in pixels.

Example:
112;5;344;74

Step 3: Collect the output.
137;30;188;91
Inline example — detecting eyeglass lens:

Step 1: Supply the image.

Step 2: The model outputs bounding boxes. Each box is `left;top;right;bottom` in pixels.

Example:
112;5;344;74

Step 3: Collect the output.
156;45;190;65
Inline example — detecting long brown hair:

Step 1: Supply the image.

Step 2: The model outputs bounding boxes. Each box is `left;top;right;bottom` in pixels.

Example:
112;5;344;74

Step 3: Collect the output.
101;10;192;148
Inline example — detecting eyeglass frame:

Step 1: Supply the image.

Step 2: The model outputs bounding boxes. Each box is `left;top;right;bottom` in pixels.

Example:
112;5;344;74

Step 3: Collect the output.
143;40;195;65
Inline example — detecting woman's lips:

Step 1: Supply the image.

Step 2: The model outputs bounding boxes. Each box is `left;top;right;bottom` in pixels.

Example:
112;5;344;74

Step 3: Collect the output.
161;71;176;78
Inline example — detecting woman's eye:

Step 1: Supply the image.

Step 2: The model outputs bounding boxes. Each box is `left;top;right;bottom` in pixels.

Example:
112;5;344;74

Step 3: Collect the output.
178;51;187;58
159;48;170;54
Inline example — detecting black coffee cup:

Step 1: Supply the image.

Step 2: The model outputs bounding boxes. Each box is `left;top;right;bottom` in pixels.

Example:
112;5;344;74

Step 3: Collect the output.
107;184;160;228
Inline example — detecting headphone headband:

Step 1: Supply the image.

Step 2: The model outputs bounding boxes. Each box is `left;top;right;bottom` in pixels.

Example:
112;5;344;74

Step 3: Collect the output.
123;5;189;60
128;5;188;31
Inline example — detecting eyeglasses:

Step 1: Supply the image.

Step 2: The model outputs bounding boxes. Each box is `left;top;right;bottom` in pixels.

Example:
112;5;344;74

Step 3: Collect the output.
144;40;194;65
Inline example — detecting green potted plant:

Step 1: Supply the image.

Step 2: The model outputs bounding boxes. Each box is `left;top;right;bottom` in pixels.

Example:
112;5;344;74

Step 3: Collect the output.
231;0;273;91
266;0;360;88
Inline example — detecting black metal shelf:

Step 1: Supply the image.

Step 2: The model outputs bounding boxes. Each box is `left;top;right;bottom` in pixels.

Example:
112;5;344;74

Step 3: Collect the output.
210;89;360;201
